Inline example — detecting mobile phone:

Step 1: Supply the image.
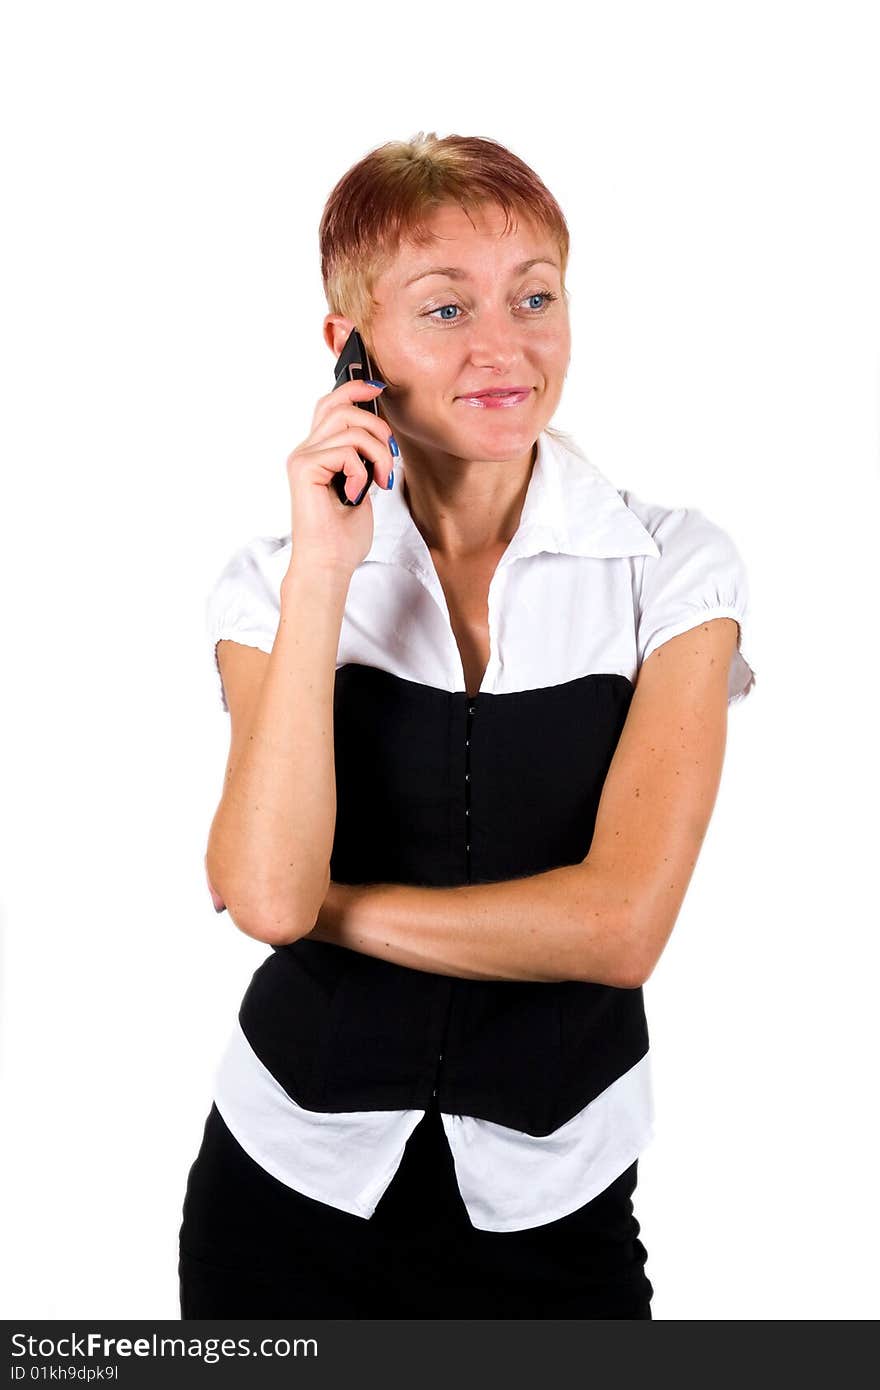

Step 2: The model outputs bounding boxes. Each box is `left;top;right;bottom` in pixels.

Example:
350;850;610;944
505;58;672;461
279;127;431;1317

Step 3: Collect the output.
331;327;379;506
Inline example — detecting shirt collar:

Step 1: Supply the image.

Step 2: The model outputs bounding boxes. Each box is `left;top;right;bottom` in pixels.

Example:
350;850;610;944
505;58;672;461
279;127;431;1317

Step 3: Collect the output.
362;427;660;576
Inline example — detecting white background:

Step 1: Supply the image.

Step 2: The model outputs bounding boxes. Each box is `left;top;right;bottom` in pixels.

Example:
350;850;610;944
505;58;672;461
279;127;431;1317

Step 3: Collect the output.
1;0;877;1321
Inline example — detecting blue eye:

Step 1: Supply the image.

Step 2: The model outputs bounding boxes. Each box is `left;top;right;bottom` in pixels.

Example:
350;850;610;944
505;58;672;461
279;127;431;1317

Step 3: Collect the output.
426;291;557;324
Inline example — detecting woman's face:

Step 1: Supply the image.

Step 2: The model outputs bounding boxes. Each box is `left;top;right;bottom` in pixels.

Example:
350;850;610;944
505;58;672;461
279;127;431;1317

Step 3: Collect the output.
346;201;571;463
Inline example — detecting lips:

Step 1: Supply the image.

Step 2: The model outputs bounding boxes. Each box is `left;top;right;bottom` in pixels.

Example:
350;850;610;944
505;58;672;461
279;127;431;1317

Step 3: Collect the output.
459;387;532;397
457;388;532;409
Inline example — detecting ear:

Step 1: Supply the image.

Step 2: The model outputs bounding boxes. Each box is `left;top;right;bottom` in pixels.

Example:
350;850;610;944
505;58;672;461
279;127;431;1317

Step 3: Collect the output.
323;314;358;358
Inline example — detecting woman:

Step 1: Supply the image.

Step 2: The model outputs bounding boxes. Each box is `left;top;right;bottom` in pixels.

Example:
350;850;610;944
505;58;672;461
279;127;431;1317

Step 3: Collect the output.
178;131;755;1319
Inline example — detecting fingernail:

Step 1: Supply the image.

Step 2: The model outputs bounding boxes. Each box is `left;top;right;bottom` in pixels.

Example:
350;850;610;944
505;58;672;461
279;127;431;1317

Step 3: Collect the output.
388;470;394;490
354;480;370;504
389;435;399;457
365;379;386;389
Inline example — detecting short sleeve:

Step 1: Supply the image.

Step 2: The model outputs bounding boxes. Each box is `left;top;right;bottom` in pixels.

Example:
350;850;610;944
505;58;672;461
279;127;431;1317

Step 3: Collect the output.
635;505;756;706
205;534;291;712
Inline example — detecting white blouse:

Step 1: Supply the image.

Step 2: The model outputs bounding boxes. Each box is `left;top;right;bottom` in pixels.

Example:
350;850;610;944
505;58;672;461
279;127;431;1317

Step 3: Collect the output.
203;426;756;1232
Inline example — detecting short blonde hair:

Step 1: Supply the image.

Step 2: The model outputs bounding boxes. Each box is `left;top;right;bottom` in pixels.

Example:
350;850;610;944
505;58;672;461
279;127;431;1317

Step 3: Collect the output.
319;131;571;350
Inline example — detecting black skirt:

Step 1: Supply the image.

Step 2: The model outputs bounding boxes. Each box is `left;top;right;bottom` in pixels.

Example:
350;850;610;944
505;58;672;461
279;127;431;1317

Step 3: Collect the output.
178;1096;653;1319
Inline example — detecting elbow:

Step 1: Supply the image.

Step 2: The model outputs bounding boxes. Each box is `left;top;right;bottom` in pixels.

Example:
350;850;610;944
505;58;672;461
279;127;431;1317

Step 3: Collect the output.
224;900;316;948
238;877;326;944
205;844;328;947
206;870;322;948
570;860;656;989
571;918;647;989
611;895;670;988
609;902;655;990
612;954;652;990
236;875;330;947
603;948;647;990
255;902;318;948
259;865;332;945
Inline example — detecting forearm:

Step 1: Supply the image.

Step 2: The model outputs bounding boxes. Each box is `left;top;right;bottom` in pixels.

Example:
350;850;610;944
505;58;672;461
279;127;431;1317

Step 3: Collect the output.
206;562;350;942
308;865;637;986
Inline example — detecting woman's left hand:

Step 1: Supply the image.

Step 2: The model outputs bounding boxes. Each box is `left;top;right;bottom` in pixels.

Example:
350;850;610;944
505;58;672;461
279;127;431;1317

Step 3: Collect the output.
205;854;226;913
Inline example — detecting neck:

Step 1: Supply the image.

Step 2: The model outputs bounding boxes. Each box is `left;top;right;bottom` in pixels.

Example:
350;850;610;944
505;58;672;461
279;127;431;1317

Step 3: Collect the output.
400;439;538;561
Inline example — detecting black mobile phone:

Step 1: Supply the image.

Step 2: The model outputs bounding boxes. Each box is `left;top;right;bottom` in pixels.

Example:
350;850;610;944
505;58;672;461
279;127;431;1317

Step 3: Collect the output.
331;327;379;506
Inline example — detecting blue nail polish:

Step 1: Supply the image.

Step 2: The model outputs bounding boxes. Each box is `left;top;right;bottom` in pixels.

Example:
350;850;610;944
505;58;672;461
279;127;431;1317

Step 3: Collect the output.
365;379;386;389
388;470;394;490
389;435;399;457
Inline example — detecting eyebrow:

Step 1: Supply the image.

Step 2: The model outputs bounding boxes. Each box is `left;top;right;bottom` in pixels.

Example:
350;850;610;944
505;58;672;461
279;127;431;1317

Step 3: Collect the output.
403;257;560;288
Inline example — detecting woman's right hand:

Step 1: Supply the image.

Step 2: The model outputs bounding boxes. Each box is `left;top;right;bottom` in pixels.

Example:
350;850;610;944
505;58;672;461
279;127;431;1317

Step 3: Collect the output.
284;378;397;579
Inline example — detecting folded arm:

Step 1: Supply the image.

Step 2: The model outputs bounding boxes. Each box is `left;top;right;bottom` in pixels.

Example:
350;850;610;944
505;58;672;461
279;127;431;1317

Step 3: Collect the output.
303;618;739;986
308;863;630;985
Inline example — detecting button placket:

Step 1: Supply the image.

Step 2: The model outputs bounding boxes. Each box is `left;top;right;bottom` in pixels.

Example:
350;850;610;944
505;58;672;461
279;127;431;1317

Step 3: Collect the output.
465;698;478;865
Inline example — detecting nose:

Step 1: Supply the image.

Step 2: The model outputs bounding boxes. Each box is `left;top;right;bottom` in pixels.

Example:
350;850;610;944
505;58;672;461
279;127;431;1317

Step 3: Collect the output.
466;310;528;370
